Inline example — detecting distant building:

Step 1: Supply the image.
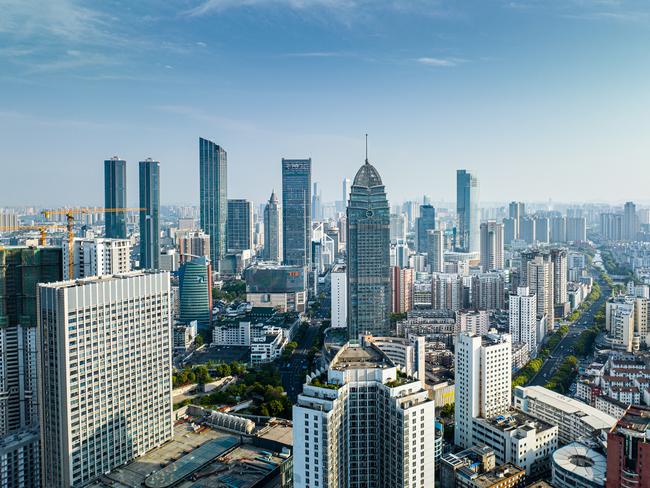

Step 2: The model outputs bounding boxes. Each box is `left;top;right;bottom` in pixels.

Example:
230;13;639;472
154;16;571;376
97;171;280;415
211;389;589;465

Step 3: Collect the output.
38;271;173;487
263;190;282;262
480;221;504;271
566;216;587;242
623;201;638;241
431;273;465;311
471;272;505;311
199;137;227;266
330;264;347;328
244;264;307;313
605;405;650;488
509;286;537;354
456;310;489;336
63;237;131;279
139;158;160;269
104;156;127;238
427;229;445;273
528;254;555;329
282;158;312;267
227;199;253;253
457;169;480;253
390;266;414;314
179;257;212;326
177;230;210;263
417;204;436;253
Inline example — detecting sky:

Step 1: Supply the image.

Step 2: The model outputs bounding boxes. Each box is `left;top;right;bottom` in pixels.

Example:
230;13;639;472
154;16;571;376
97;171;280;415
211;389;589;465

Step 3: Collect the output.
1;0;650;208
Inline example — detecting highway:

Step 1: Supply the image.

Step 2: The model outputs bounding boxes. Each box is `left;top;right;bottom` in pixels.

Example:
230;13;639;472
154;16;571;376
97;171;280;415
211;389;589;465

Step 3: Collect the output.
279;320;321;401
529;275;609;387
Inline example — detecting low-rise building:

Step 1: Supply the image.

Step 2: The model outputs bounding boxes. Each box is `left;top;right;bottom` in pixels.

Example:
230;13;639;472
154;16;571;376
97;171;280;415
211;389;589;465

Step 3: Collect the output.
173;320;198;352
551;442;606;488
244;264;307;313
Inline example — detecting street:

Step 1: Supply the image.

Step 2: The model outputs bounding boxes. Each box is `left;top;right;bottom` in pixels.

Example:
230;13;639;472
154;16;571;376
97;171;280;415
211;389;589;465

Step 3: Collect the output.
279;321;321;401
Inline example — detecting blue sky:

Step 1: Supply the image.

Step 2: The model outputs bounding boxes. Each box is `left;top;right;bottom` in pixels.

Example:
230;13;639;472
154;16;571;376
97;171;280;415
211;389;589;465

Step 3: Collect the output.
1;0;650;207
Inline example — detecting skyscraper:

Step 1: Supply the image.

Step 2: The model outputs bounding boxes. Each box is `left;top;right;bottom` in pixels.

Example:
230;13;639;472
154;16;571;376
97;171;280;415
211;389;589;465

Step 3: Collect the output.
508;201;525;239
390;266;414;314
226;199;253;252
623;201;638;241
347;158;391;337
311;181;322;221
509;286;537;354
456;169;480;253
282;158;311;267
263;190;282;262
417;204;436;253
199;137;227;267
38;271;173;487
551;248;568;307
342;177;351;205
480;221;504;271
528;254;554;329
178;257;212;326
104;157;127;238
0;246;62;488
293;341;435;488
427;229;444;273
534;216;550;243
139;158;160;269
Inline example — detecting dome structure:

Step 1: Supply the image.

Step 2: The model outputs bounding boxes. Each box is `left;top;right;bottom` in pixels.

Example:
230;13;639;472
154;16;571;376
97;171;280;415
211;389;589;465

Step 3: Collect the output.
353;160;383;187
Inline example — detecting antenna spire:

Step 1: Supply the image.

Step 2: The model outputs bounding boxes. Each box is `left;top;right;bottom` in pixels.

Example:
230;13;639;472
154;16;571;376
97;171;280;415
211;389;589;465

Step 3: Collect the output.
365;133;368;164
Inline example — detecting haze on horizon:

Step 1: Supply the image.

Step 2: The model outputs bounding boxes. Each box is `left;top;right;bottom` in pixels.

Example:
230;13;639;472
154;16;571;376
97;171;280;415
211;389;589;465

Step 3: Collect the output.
1;0;650;207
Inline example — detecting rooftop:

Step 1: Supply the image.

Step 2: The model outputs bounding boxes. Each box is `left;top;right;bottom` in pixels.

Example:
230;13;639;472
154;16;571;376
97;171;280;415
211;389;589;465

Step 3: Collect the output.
330;344;393;371
470;464;525;488
552;442;606;484
616;405;650;434
353;160;383;187
481;410;555;434
39;270;164;289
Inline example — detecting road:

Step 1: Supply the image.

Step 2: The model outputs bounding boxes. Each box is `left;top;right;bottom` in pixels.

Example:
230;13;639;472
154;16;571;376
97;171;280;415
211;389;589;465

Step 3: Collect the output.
279;321;321;401
530;276;610;387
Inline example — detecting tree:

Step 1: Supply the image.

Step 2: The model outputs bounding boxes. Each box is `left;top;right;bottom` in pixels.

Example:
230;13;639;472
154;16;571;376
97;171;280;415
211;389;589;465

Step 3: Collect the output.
195;335;204;348
440;403;454;418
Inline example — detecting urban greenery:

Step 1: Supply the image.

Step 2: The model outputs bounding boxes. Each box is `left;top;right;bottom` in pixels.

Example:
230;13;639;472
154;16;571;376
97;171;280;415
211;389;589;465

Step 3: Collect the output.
511;325;569;388
544;355;579;394
213;280;247;302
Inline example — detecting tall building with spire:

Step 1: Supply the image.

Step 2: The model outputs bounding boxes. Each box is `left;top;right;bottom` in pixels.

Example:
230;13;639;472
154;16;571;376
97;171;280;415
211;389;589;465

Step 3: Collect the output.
199;137;227;268
264;190;282;262
347;153;391;338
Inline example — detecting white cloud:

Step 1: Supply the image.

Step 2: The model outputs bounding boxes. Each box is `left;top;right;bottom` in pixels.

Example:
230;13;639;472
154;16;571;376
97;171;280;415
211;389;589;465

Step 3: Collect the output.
416;56;463;67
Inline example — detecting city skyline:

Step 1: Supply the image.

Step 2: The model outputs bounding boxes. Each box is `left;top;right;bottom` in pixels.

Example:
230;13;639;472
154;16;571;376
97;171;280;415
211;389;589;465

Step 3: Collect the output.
2;1;650;206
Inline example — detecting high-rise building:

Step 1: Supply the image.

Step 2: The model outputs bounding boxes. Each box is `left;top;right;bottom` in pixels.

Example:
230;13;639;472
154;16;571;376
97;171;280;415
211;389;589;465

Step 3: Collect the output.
600;213;623;241
342;177;351;206
177;230;210;263
390;213;407;242
63;237;131;279
623;201;638;241
431;273;465;311
508;201;525;239
38;271;173;487
455;332;512;450
417;204;436;253
551;248;568;307
199;137;227;266
139;158;160;269
293;341;435;488
550;216;567;243
427;229;444;273
534;216;550;244
347;158;390;337
480;221;504;271
566;216;586;242
282;158;311;267
179;257;212;326
390;266;414;314
0;246;62;488
605;405;650;488
528;255;554;329
509;286;537;354
503;217;516;246
263;190;282;262
227;199;253;252
0;210;18;230
471;272;505;311
311;181;322;221
457;170;480;253
104;157;127;239
519;217;536;244
331;264;347;328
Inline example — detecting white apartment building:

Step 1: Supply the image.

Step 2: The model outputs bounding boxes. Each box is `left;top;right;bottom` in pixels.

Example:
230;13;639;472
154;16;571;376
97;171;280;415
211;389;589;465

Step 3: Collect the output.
173;320;198;352
509;287;537;354
362;335;426;384
330;264;347;328
63;237;131;279
456;310;489;336
454;332;512;450
606;297;636;351
427;229;444;273
479;221;504;271
513;385;616;444
293;341;435;488
527;256;554;329
37;271;173;487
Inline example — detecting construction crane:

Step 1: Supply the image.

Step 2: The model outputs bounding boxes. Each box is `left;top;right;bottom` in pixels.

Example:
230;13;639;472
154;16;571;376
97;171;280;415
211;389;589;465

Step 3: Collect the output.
41;207;145;279
0;225;67;246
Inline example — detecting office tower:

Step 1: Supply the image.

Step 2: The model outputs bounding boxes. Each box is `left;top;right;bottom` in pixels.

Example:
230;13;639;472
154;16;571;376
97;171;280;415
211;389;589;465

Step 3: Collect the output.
550;216;567;243
471;272;505;311
528;255;554;329
456;170;480;253
263;190;282;262
179;257;212;326
417;204;436;253
177;230;210;263
0;246;62;488
226;199;253;252
519;217;536;244
503;217;516;246
455;332;512;449
566;216;586;242
600;213;623;240
551;248;568;306
605;405;650;488
139;158;160;269
330;264;347;328
427;229;444;273
293;341;435;488
63;237;131;279
479;221;504;271
282;158;311;266
38;271;173;487
390;213;407;242
623;201;638;240
534;216;550;243
509;287;537;354
347;158;391;337
390;266;414;314
199;137;227;267
311;182;322;221
431;273;465;311
508;201;525;239
104;157;127;238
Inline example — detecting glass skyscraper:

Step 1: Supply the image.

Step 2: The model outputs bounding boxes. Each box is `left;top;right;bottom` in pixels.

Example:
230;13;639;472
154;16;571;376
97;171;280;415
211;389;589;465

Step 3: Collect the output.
281;158;311;267
456;169;480;253
104;157;127;238
416;204;436;253
347;158;391;338
139;158;160;269
179;257;212;326
199;137;227;267
226;199;253;252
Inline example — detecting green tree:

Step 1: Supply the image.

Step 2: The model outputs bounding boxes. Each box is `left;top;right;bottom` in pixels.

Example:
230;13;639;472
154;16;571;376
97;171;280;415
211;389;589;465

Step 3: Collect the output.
195;335;204;348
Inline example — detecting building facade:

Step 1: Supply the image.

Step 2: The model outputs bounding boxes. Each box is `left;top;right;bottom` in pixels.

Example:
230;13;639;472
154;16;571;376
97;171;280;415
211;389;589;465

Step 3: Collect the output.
179;257;212;326
282;158;312;267
104;157;127;239
199;137;227;267
456;170;480;253
330;264;347;328
227;199;253;253
139;158;160;270
509;287;537;354
417;205;436;253
480;221;504;271
263;190;282;262
63;237;131;280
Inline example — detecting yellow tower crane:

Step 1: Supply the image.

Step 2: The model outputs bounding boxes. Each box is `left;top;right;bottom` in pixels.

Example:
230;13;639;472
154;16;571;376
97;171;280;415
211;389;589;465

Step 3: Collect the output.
0;225;67;246
41;207;145;279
